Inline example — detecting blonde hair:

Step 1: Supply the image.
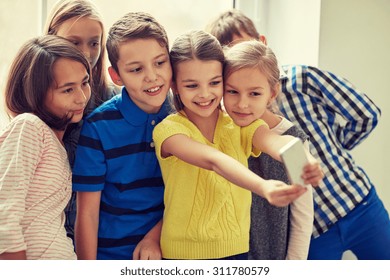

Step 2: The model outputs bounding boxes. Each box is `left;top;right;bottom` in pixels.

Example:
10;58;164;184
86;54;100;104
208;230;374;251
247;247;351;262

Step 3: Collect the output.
44;0;109;109
224;40;280;112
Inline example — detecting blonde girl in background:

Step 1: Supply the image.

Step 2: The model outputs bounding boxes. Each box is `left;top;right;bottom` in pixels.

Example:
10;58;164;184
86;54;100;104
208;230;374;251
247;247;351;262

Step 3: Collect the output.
44;0;119;241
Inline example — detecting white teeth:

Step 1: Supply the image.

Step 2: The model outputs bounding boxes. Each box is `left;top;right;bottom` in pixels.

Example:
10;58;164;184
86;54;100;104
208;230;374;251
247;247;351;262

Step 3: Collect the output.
197;100;212;106
146;86;160;93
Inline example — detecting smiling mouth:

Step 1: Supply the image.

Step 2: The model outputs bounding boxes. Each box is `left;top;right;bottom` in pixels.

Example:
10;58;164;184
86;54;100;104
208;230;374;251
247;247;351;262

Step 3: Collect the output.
144;85;162;94
194;99;215;107
233;111;251;117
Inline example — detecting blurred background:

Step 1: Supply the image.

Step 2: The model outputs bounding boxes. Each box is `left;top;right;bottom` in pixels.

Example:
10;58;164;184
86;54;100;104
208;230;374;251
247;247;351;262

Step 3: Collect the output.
1;0;389;259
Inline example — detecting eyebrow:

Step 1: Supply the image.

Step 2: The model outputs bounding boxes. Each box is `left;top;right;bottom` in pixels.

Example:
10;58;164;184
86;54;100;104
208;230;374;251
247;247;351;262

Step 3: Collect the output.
125;53;167;66
66;35;101;41
57;74;90;89
225;82;264;91
182;75;222;83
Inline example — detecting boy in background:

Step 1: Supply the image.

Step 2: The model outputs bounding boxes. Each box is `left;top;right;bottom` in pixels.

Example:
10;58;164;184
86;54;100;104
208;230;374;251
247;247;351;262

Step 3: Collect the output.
207;9;390;260
72;12;172;260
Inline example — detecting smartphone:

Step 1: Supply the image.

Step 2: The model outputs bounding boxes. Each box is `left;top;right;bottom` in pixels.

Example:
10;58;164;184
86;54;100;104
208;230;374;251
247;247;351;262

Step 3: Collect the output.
279;138;309;187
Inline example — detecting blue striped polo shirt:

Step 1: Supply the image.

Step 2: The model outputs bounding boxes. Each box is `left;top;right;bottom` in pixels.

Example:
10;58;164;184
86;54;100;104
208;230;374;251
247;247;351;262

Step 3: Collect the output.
278;65;381;237
72;87;169;259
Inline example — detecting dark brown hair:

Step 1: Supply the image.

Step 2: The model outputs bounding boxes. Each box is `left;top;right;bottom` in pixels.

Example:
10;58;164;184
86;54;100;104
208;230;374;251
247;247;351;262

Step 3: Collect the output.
206;9;260;47
5;35;91;130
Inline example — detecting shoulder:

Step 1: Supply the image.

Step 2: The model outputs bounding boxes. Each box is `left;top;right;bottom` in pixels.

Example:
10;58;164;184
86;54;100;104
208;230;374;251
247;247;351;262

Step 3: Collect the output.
9;113;50;135
154;113;193;141
85;95;122;123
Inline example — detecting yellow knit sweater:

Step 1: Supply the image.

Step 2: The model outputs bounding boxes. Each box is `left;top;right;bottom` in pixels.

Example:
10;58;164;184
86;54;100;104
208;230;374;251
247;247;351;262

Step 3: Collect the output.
153;111;266;259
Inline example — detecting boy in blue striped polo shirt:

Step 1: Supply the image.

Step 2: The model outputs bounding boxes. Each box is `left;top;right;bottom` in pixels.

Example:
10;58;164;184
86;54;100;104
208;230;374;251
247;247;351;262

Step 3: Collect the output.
207;9;390;260
72;12;172;260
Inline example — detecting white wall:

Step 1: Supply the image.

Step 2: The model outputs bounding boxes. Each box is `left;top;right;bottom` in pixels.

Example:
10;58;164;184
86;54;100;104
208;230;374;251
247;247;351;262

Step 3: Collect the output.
237;0;321;67
319;0;390;212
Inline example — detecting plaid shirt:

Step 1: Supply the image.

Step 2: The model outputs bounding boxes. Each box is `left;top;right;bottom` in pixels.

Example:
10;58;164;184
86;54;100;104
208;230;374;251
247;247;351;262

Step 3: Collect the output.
278;65;381;237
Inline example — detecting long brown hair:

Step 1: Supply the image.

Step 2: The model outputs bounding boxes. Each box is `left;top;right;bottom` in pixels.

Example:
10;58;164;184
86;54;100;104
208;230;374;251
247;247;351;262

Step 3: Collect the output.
5;35;91;130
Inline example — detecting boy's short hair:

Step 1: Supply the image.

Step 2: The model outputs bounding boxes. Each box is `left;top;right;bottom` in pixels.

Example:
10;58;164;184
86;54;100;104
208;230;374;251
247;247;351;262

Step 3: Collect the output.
206;9;260;46
107;12;169;73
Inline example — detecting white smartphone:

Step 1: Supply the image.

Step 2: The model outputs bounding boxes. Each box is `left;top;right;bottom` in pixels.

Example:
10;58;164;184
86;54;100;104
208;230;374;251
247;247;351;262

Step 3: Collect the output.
279;138;309;187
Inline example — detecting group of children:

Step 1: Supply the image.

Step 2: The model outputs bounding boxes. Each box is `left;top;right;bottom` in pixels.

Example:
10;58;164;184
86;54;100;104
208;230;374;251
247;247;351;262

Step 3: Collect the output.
1;0;389;260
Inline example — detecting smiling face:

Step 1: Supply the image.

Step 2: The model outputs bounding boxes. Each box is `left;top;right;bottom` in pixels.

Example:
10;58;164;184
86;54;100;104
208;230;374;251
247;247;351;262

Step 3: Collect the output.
223;67;277;127
109;38;172;114
173;59;223;122
45;58;91;126
56;16;102;69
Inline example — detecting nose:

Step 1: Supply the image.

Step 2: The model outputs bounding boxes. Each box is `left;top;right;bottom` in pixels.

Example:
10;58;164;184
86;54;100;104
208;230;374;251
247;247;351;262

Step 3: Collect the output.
75;87;88;105
144;67;157;82
237;95;249;109
198;87;211;98
78;44;91;63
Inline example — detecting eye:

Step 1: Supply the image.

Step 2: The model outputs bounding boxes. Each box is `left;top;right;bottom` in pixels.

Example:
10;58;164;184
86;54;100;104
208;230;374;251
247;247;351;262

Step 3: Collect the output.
82;80;90;87
130;67;142;73
156;60;166;66
225;89;238;95
64;87;74;94
210;80;222;86
70;41;79;46
250;91;262;97
185;84;198;89
91;41;100;48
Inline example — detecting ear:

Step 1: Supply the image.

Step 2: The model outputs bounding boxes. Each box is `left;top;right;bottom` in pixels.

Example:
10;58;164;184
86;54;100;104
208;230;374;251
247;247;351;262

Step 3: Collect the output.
108;66;124;86
259;35;268;45
269;82;280;103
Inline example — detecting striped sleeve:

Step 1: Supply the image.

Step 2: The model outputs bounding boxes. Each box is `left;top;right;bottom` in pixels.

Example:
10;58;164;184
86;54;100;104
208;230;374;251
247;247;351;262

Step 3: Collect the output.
0;119;43;253
305;66;381;150
72;117;106;192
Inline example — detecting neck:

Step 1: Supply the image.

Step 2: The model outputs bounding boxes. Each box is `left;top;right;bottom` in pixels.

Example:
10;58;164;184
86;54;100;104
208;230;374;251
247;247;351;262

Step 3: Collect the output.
52;128;66;144
183;108;219;143
260;110;282;129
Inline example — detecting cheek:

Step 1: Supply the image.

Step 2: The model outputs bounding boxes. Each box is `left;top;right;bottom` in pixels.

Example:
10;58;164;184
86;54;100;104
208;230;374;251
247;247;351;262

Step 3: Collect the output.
90;48;101;68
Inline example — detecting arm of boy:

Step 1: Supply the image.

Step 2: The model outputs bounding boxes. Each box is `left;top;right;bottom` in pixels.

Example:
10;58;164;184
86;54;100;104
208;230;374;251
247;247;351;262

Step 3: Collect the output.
133;220;162;260
252;125;323;187
161;134;306;207
75;191;101;260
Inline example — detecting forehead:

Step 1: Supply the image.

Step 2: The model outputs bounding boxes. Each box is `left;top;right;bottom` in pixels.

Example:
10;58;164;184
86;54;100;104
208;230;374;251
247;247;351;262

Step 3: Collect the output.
176;59;222;80
56;16;102;37
52;58;87;86
117;38;168;64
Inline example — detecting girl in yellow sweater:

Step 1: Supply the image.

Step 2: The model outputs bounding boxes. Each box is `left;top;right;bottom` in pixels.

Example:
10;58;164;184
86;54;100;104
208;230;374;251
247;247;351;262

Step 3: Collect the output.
152;30;323;260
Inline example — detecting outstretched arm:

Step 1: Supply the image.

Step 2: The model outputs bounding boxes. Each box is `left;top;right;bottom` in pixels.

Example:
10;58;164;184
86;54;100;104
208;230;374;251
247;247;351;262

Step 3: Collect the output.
161;134;306;207
252;126;323;187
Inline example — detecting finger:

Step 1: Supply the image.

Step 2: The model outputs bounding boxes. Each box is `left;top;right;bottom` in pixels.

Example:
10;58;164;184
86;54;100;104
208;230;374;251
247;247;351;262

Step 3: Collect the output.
132;247;140;260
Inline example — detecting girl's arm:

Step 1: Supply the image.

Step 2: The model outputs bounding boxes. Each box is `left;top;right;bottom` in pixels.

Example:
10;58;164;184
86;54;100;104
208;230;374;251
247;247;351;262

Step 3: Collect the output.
161;134;306;207
133;220;162;260
253;126;323;186
74;191;101;260
0;251;27;260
